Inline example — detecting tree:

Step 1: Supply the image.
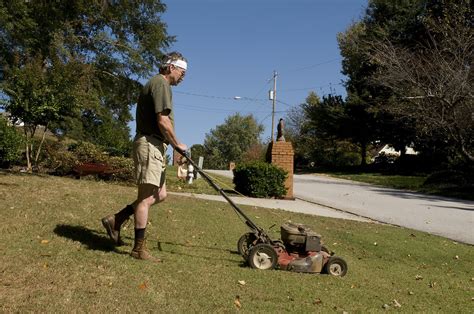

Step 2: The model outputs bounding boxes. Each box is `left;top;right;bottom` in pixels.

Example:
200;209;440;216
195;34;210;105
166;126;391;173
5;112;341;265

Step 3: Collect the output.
337;0;431;165
190;144;206;160
338;0;473;166
285;92;362;168
0;115;24;168
367;1;473;164
0;1;173;165
203;113;264;169
1;56;95;170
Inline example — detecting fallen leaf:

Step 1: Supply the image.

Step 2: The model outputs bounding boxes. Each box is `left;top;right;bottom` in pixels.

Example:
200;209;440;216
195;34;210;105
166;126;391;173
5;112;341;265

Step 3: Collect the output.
138;282;147;290
238;280;246;286
41;240;49;244
351;284;356;289
415;275;423;280
392;299;401;308
234;296;241;309
429;281;437;288
313;298;322;305
382;303;390;309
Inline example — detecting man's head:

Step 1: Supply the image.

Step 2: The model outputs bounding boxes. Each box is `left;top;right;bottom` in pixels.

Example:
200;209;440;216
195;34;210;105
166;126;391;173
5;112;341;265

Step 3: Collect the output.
159;52;187;86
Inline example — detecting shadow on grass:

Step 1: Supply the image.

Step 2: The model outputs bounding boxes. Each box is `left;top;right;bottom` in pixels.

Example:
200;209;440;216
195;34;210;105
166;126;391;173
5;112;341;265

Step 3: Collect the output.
54;224;125;253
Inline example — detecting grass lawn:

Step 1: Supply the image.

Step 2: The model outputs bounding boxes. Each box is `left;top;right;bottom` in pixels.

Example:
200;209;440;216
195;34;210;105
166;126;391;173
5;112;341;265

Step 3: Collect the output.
165;165;235;195
323;172;427;191
320;171;473;201
1;171;473;312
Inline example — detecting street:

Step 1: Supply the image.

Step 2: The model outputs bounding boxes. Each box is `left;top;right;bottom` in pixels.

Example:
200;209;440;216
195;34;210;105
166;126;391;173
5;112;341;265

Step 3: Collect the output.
206;170;474;245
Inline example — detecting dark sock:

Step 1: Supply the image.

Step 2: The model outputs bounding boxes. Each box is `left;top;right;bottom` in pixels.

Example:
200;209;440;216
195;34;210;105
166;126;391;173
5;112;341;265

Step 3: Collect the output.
135;228;146;240
114;204;134;230
117;204;134;217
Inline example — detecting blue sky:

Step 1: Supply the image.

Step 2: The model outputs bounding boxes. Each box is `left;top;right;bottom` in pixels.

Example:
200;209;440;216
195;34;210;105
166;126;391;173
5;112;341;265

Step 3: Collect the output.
130;0;368;149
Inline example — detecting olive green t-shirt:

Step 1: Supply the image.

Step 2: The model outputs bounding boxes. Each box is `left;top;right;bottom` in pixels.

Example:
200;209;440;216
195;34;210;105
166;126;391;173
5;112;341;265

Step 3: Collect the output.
135;74;174;142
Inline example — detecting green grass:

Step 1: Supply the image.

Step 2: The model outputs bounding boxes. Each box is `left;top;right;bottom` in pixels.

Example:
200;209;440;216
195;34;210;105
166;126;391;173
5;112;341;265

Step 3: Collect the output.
322;171;473;200
325;172;427;190
1;171;473;312
165;165;236;195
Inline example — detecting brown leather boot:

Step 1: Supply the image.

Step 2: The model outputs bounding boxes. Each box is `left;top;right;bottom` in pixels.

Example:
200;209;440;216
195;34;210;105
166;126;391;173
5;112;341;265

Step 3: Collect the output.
101;215;125;246
130;238;162;262
101;205;133;246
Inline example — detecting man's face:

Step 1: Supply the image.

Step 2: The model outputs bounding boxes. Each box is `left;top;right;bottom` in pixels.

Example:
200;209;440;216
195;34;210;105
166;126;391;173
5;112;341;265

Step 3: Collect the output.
170;65;186;86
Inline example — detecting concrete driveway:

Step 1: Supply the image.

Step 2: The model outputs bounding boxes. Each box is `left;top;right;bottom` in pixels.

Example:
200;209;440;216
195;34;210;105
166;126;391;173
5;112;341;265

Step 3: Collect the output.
206;170;474;245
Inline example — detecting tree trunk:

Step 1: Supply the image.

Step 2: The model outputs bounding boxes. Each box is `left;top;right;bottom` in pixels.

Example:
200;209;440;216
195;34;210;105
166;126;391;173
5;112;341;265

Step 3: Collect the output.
24;128;32;172
34;123;49;168
360;141;367;166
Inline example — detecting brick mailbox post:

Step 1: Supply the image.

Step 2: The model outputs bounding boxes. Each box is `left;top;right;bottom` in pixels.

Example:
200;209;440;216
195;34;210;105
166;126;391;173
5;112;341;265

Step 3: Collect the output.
267;141;294;199
172;149;181;166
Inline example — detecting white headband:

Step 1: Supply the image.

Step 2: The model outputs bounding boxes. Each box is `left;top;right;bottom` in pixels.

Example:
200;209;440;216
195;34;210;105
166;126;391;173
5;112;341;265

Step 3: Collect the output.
165;59;187;71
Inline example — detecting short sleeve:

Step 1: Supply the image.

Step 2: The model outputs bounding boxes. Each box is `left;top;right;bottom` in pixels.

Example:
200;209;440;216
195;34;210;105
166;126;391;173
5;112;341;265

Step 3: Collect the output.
150;79;172;116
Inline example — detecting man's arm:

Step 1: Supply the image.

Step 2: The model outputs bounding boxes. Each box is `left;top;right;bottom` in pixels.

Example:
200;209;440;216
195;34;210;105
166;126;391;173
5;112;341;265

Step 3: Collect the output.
157;113;187;152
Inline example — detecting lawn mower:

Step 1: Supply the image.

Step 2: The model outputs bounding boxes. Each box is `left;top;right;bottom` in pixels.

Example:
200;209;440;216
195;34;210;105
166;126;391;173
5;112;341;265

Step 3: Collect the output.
177;151;348;277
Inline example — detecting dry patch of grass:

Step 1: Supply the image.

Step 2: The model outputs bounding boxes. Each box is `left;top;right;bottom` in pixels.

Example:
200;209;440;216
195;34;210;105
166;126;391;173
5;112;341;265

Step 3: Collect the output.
0;171;472;312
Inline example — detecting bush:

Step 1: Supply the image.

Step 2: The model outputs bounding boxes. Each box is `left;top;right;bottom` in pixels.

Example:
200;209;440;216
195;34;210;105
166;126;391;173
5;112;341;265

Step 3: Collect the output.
68;141;108;163
42;140;134;182
41;140;79;175
233;161;287;198
0;117;24;168
108;156;134;182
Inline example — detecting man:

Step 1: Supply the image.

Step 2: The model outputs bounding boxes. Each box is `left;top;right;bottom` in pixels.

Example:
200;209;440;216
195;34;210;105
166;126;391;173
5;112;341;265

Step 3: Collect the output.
101;52;188;262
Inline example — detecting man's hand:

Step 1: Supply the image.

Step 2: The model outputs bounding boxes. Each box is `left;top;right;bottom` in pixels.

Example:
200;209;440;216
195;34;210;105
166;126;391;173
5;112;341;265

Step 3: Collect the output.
175;143;188;156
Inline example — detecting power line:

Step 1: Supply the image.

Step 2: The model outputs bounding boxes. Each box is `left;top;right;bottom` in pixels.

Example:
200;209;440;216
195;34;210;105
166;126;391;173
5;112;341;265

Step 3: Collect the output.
280;82;344;92
279;58;341;74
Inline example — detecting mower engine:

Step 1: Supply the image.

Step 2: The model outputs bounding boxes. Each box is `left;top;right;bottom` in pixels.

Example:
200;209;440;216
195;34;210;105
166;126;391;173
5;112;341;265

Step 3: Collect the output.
277;222;330;273
238;222;348;276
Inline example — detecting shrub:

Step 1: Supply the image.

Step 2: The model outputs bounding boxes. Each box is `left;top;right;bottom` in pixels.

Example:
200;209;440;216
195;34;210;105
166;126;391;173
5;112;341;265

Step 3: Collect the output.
108;156;134;182
41;140;79;175
0;117;24;168
233;161;287;198
68;141;108;163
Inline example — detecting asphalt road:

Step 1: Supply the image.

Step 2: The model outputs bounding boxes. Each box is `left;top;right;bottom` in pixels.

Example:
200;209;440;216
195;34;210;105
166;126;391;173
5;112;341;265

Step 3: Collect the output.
205;170;474;245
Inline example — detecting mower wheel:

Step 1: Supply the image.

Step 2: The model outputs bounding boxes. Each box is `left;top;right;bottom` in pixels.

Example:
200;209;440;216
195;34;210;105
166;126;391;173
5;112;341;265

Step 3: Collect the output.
248;243;278;270
237;232;258;259
324;256;348;277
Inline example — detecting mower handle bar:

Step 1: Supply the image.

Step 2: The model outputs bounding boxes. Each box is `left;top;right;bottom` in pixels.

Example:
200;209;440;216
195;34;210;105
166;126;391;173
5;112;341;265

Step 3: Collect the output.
176;148;263;233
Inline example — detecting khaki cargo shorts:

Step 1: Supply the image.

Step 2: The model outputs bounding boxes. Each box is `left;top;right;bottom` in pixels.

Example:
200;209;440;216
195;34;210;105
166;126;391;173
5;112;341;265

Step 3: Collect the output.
133;134;168;187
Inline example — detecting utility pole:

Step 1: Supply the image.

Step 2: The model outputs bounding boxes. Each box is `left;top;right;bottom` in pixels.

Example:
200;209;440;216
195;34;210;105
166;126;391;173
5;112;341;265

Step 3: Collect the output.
269;70;278;142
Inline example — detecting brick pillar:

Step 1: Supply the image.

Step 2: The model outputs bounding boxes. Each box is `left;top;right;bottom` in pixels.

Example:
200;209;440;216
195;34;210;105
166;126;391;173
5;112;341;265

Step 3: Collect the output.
173;149;181;166
268;141;294;199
